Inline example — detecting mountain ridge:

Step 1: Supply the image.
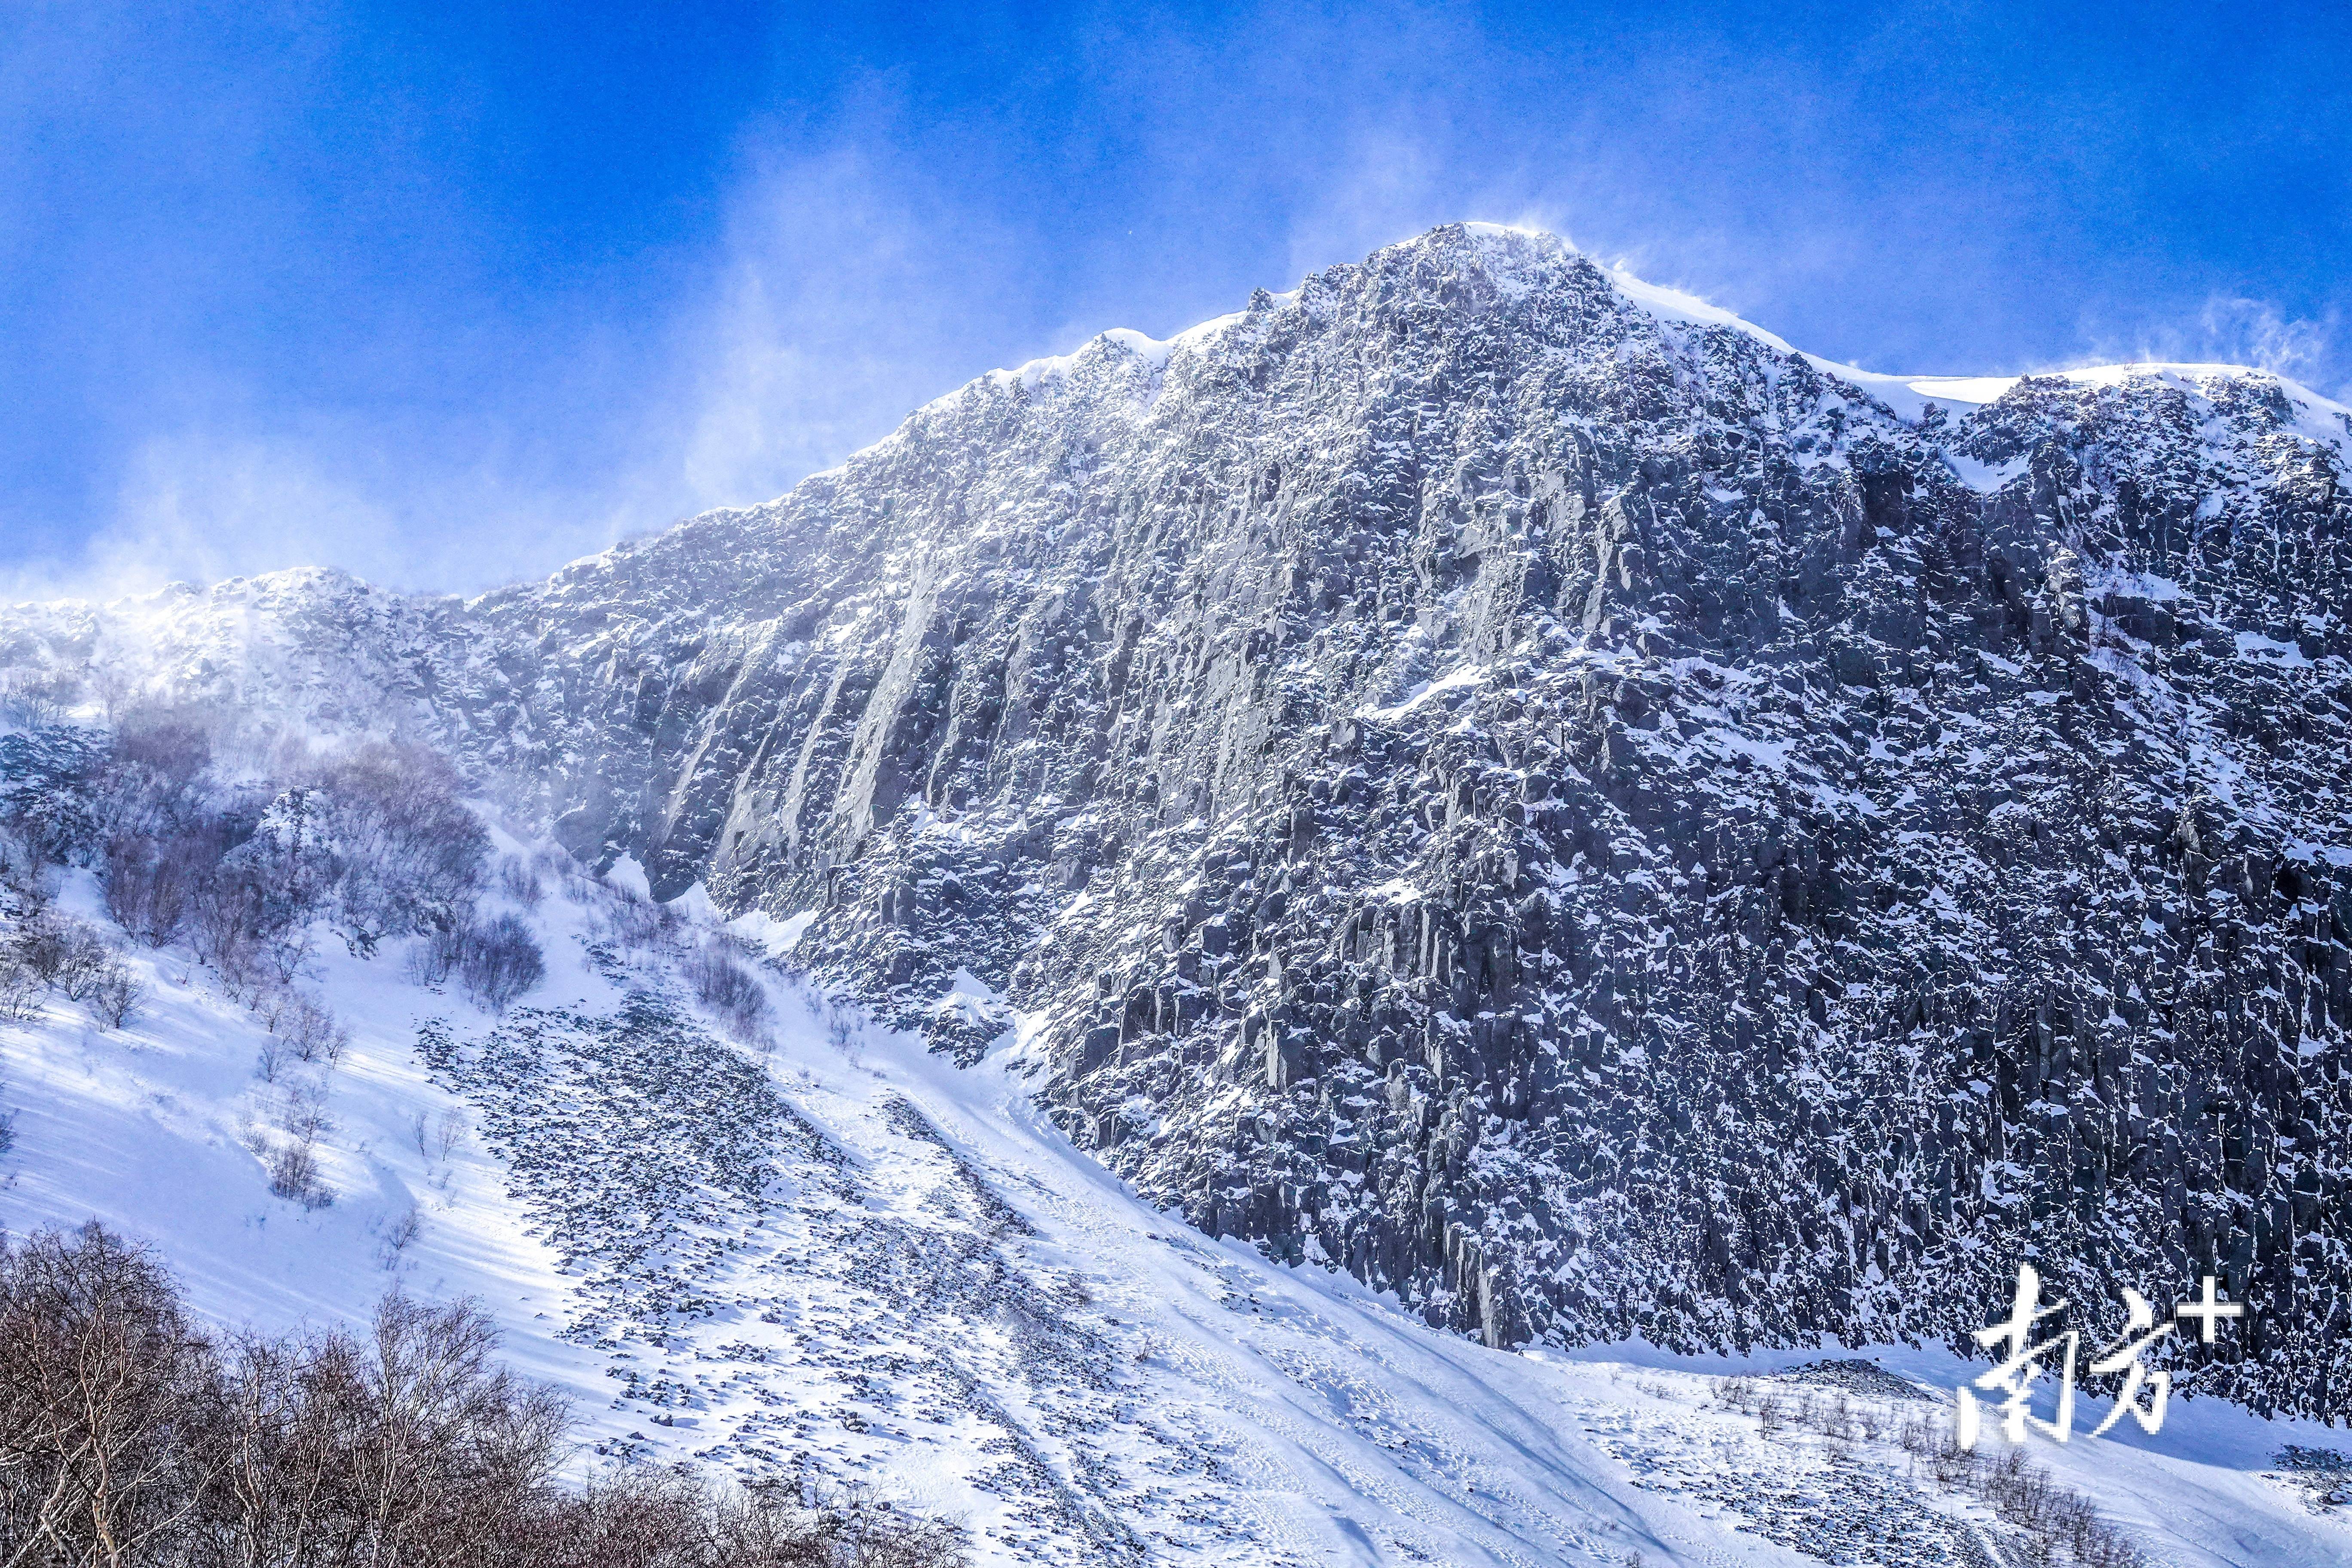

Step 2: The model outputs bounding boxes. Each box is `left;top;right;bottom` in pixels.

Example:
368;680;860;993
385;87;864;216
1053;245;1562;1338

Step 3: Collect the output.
14;224;2348;631
7;221;2352;1421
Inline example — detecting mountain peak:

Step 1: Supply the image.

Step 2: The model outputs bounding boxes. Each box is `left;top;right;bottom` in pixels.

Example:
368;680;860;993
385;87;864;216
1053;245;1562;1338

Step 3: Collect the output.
969;222;2349;446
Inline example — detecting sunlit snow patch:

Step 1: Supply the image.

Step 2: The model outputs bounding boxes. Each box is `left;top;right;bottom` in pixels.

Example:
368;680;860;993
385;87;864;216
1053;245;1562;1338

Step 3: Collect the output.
725;907;817;957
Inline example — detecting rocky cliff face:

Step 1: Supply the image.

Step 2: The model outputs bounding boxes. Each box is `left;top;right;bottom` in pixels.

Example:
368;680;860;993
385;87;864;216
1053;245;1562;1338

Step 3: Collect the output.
11;224;2352;1417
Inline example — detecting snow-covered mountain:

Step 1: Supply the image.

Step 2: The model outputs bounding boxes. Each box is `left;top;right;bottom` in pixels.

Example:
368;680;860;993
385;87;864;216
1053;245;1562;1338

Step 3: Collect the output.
6;222;2352;1562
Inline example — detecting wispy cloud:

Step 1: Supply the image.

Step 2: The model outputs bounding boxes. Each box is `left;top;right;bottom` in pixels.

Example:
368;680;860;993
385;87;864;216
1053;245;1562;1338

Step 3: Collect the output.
0;425;642;606
2195;296;2341;386
2066;294;2346;399
5;144;1043;607
661;145;1026;519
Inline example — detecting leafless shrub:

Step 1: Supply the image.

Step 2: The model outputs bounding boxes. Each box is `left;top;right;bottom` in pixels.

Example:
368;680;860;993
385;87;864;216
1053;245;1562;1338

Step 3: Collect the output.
104;827;225;946
0;910;141;1028
0;667;76;730
57;943;117;1004
409;912;541;1011
8;908;101;986
251;979;297;1034
434;1108;466;1161
100;713;215;840
0;793;75;895
113;712;213;786
536;843;590;891
189;864;311;999
0;954;42;1021
407;922;465;986
209;933;309;1004
499;854;546;909
86;661;137;723
1715;1374;2145;1567
404;1107;467;1168
105;832;181;942
265;1139;333;1209
458;913;545;1015
409;914;539;1008
85;960;143;1029
257;986;349;1065
276;1075;334;1145
190;878;262;975
603;888;676;952
0;829;38;902
310;742;490;946
524;1468;971;1568
378;1206;423;1269
95;727;488;965
684;943;771;1043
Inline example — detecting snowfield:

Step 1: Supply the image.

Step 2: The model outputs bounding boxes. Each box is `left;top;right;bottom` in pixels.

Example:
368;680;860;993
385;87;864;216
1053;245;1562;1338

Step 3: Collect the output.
5;834;2349;1565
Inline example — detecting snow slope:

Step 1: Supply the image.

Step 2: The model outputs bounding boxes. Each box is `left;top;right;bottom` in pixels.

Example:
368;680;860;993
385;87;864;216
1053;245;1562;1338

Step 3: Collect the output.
5;837;2349;1565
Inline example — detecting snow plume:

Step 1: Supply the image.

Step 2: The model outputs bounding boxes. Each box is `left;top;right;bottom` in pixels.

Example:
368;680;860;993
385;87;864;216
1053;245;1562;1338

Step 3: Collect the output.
82;433;433;597
0;425;649;605
665;144;1034;515
0;141;1060;607
2070;293;2347;403
2195;294;2342;391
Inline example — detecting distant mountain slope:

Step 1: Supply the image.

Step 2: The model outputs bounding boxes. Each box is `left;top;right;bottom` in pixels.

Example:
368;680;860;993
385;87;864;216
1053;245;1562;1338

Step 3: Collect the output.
7;223;2351;1421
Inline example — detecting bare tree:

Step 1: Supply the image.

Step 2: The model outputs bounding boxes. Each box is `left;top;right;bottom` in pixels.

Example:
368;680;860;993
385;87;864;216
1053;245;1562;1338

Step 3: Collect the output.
497;857;545;910
264;1141;333;1210
513;1469;972;1568
0;668;75;732
0;1225;971;1568
0;1224;223;1566
404;925;464;989
601;891;675;955
0;953;42;1022
100;715;215;841
85;962;143;1031
310;744;490;950
456;916;543;1016
683;945;770;1044
104;819;232;949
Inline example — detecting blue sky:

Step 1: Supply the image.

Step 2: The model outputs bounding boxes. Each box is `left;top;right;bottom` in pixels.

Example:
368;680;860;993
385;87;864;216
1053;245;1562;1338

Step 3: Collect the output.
4;1;2347;595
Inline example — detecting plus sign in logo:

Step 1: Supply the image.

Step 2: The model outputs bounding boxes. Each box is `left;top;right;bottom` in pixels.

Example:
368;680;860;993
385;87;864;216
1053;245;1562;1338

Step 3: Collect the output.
2173;1274;2245;1344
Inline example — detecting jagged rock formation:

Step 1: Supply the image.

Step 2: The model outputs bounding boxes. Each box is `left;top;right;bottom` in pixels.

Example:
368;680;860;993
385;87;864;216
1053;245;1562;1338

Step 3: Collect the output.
9;224;2352;1418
